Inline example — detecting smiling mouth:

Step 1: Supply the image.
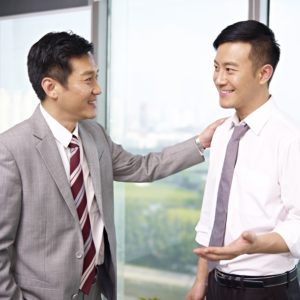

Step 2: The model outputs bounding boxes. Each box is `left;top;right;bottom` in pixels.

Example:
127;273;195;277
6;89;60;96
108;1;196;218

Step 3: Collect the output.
220;89;234;96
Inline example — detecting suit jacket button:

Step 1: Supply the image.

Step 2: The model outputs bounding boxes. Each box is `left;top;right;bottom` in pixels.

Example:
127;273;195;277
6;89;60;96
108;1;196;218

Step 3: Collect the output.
76;251;83;259
71;293;79;299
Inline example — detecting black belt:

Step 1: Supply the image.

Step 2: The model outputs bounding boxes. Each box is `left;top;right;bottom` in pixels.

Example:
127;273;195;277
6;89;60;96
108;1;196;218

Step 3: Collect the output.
214;266;298;289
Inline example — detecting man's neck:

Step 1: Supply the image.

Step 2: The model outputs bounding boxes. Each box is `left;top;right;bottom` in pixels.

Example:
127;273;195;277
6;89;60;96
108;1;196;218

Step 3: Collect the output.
41;102;77;133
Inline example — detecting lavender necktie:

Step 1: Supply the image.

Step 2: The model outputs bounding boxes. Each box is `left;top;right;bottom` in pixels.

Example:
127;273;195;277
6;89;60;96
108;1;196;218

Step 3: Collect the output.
208;123;249;270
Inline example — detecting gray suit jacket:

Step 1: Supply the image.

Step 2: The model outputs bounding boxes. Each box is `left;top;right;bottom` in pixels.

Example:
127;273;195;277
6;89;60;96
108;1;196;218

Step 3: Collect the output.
0;107;204;300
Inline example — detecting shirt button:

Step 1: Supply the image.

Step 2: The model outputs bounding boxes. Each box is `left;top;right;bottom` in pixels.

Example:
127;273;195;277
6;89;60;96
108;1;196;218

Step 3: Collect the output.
71;293;79;299
76;251;83;259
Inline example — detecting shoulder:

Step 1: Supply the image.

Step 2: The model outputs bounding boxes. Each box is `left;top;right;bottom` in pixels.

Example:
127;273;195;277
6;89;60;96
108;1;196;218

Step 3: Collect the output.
211;117;232;143
268;108;300;140
79;119;112;145
0;119;32;146
79;119;106;135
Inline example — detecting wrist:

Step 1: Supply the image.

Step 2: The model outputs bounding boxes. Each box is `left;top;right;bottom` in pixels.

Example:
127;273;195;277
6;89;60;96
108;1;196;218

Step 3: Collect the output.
196;269;208;285
195;136;206;155
195;276;208;289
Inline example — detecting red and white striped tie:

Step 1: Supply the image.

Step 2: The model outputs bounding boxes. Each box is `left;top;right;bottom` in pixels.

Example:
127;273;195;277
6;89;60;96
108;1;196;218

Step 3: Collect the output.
69;135;96;294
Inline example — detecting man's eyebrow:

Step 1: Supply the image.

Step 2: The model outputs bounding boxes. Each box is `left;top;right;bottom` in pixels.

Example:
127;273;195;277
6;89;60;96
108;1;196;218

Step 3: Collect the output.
214;60;239;67
80;69;99;76
224;62;239;67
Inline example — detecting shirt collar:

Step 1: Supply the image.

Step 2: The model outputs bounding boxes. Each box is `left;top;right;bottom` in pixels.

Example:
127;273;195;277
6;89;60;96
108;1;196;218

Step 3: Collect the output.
39;104;79;148
226;97;275;135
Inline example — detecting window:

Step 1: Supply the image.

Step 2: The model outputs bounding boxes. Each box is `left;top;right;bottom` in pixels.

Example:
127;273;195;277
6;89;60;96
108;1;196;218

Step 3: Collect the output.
269;0;300;278
269;0;300;125
109;1;248;299
0;7;91;133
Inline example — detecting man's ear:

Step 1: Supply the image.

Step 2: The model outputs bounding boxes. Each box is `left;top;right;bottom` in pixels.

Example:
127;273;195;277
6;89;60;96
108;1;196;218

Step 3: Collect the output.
258;64;273;85
41;77;59;99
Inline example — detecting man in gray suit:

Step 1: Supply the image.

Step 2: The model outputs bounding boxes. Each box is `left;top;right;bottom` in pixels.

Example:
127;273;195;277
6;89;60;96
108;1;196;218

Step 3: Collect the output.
0;32;223;300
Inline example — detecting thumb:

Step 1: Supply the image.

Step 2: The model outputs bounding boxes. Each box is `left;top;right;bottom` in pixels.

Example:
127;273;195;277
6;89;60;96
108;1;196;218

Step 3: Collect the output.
241;231;256;243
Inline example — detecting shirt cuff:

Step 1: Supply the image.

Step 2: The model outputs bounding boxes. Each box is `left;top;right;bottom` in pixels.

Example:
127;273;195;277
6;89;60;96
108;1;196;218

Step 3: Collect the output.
195;136;205;156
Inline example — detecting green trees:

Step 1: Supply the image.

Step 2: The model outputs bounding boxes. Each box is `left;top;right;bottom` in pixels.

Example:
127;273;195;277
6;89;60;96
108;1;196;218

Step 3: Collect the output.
124;166;206;274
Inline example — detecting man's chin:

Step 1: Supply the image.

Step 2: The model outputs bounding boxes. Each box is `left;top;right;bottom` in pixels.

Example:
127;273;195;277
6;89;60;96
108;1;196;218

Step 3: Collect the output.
81;112;97;120
87;114;97;120
87;108;97;119
219;100;233;109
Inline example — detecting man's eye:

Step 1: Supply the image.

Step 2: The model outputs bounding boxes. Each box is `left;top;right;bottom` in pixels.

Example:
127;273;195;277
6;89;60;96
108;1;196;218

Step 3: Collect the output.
226;68;235;73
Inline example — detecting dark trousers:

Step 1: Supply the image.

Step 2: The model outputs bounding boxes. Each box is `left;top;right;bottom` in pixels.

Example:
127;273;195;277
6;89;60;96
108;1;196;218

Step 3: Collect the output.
77;280;102;300
79;230;115;300
76;264;112;300
207;270;300;300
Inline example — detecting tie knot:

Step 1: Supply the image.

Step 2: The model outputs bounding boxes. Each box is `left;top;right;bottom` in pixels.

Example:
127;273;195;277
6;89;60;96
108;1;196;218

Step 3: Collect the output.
231;124;249;142
69;135;79;149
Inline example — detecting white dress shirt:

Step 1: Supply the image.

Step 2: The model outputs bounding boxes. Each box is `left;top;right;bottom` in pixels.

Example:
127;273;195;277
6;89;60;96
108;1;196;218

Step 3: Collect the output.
195;98;300;275
40;105;104;265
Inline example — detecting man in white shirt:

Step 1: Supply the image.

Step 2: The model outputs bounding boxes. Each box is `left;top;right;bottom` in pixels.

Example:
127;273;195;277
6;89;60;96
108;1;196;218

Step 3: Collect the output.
186;20;300;300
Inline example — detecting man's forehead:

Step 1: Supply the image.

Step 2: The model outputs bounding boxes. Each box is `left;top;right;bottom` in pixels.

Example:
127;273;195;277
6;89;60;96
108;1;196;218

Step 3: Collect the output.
215;42;252;62
68;55;98;74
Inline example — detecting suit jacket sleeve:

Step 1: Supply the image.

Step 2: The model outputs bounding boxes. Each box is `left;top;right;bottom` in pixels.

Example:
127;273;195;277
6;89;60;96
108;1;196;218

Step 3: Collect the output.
105;132;204;182
0;142;23;300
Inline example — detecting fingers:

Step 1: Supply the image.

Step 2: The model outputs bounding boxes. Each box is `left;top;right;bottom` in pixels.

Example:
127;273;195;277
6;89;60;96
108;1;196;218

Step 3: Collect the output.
193;247;226;260
199;117;228;148
193;246;237;261
212;117;227;127
207;117;227;132
193;246;224;255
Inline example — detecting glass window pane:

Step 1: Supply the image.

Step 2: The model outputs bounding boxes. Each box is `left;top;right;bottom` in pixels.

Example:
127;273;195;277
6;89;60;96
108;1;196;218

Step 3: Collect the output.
0;7;91;132
269;0;300;277
269;0;300;125
109;1;248;299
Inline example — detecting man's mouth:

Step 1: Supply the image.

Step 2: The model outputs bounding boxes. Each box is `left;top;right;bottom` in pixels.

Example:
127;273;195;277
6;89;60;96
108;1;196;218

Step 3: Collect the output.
219;89;234;96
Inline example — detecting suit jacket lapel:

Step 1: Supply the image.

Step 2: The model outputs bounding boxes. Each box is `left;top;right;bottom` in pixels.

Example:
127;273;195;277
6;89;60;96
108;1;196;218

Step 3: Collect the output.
30;106;78;220
79;124;104;215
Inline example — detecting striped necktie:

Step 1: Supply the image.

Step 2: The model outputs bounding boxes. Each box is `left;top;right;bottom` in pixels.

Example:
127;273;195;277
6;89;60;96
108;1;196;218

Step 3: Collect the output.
69;135;96;294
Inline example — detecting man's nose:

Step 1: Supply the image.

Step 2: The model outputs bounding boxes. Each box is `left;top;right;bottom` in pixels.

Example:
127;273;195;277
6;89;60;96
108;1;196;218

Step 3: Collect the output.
93;81;102;95
214;70;227;86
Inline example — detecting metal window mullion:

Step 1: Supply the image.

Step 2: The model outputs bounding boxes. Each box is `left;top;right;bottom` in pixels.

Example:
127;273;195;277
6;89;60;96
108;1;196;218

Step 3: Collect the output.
248;0;270;25
91;0;109;130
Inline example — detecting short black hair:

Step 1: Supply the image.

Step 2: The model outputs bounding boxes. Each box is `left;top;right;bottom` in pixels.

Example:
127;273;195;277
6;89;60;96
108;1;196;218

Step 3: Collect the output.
27;31;94;101
213;20;280;78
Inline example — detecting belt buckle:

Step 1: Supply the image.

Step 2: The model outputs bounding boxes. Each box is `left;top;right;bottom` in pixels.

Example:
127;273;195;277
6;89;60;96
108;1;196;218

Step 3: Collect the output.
217;272;240;289
227;276;239;288
249;279;264;288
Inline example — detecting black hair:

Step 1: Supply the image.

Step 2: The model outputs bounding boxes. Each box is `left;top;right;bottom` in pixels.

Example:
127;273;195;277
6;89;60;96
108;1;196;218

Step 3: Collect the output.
27;31;94;101
213;20;280;79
